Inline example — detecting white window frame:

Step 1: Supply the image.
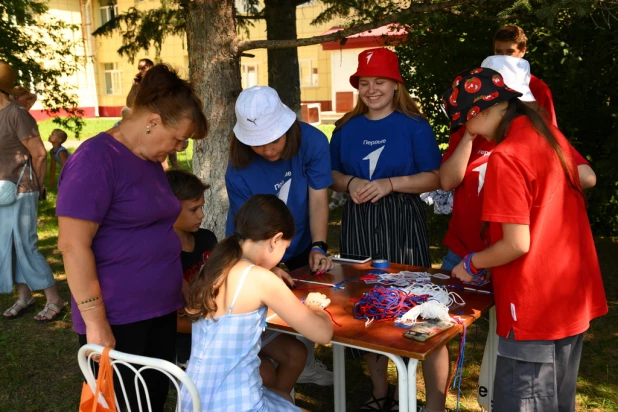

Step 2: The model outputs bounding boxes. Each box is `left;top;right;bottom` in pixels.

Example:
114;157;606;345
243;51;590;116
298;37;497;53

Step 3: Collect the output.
103;63;122;95
299;59;318;88
100;3;118;25
241;63;259;89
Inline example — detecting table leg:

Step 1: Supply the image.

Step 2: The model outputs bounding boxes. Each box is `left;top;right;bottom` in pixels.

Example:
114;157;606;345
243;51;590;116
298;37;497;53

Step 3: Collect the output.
333;344;346;412
486;307;497;412
407;358;419;412
331;343;410;412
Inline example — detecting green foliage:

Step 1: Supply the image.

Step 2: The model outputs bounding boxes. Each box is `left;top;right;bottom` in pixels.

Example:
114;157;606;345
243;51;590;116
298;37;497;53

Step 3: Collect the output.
395;1;618;235
0;0;85;138
92;0;267;63
92;1;186;63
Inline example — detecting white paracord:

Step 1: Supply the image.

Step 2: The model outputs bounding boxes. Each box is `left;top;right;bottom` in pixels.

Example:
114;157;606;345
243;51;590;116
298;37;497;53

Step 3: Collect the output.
395;284;466;325
396;300;452;324
400;283;465;307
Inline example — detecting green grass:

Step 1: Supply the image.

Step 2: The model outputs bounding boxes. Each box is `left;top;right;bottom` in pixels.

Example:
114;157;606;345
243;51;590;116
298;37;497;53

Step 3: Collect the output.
0;118;616;411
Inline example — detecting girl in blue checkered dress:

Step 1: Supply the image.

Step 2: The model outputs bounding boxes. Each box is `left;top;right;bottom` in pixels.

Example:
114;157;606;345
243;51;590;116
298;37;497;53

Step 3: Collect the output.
180;195;334;411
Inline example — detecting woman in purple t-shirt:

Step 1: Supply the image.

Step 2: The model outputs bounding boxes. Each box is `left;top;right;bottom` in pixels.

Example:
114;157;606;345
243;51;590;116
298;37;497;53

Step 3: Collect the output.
56;64;207;412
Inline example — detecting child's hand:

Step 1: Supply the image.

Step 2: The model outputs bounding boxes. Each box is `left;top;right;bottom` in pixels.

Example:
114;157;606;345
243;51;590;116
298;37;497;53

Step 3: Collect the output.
304;292;331;309
451;261;474;283
271;266;295;288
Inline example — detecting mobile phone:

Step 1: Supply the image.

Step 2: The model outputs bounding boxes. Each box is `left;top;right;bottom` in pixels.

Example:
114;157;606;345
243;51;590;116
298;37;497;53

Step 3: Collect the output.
331;253;371;264
403;319;455;342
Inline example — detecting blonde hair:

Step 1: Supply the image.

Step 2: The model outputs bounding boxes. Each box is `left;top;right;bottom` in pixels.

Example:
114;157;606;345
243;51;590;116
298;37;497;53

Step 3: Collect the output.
334;82;425;132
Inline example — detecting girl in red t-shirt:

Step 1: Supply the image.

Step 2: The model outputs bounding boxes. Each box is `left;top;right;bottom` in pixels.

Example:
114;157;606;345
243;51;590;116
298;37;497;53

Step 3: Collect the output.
439;56;595;272
442;67;607;411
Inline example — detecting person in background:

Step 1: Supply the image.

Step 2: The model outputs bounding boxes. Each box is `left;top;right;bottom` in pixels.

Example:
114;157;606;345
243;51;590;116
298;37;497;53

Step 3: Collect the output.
126;58;154;109
330;47;443;412
226;85;334;387
165;168;217;368
0;61;65;323
11;85;37;110
48;128;70;186
57;64;207;412
444;67;607;412
493;24;558;126
181;194;334;411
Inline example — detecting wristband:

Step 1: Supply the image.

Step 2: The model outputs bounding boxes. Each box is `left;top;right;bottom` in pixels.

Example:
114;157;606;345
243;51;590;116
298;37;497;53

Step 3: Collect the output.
310;241;328;254
388;177;394;192
462;253;485;277
311;246;327;256
346;176;356;192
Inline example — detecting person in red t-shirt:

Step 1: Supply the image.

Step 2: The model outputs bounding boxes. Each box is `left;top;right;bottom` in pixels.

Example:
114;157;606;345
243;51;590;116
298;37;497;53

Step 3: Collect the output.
439;56;595;272
493;24;559;126
442;68;608;411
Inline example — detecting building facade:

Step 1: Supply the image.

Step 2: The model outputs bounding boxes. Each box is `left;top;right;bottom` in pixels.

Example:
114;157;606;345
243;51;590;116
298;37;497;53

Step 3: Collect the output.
30;0;402;120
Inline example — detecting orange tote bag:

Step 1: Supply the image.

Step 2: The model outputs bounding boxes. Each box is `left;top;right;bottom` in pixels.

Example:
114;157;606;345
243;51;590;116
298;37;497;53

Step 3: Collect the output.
79;347;117;412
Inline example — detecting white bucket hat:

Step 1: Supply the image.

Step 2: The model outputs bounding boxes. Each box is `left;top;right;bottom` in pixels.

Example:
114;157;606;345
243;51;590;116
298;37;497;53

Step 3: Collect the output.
480;55;535;102
233;86;297;146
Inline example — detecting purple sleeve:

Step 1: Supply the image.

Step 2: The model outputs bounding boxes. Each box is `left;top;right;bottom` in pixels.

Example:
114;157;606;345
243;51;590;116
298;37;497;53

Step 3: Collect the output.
56;140;114;224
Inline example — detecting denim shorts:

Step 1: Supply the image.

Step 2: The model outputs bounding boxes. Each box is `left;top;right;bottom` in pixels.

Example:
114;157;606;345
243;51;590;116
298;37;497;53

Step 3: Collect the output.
0;192;55;293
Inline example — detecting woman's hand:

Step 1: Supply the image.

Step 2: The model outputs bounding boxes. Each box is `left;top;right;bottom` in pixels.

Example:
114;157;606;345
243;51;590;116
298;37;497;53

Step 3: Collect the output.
309;250;332;274
271;266;295;287
85;320;116;361
451;261;474;283
304;292;331;309
348;177;370;204
356;178;393;203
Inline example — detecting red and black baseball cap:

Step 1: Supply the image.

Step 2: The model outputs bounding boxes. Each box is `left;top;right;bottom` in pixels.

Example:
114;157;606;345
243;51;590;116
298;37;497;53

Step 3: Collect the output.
442;67;522;131
349;48;404;89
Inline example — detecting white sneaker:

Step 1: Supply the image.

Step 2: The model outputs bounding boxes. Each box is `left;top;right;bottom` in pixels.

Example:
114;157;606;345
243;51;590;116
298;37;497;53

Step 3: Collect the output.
328;201;338;211
296;359;334;386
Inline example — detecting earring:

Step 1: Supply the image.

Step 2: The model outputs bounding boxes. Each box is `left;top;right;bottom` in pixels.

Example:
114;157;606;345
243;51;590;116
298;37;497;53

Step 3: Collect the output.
146;126;150;135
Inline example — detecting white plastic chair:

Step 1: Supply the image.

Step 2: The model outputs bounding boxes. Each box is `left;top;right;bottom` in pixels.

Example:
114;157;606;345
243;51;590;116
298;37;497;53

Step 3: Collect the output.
78;344;200;412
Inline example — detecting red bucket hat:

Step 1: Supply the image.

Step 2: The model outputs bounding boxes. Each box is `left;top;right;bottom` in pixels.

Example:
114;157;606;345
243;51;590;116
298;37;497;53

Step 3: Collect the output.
349;48;404;89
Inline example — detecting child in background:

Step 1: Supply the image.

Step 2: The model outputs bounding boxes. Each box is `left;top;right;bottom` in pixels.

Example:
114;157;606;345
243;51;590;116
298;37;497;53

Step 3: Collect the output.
180;194;333;411
166;169;217;367
48;129;69;186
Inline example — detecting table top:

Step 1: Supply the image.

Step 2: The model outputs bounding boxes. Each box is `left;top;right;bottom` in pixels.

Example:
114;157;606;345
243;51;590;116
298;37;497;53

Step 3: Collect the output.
267;262;494;360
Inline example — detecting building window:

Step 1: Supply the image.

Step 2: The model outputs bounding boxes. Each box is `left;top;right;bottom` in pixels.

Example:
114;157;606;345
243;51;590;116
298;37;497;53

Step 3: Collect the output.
100;2;118;25
241;63;258;89
299;59;318;87
103;63;122;95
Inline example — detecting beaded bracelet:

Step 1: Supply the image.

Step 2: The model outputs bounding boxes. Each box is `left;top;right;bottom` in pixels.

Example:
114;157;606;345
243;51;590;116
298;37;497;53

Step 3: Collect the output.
79;296;101;306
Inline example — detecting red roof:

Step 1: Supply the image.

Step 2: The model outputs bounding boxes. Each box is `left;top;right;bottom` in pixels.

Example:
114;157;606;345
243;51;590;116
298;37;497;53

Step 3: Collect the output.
321;24;408;50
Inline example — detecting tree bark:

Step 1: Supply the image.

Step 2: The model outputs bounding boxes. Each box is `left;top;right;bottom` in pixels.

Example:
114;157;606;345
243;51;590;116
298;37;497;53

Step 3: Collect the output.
185;0;241;240
265;0;300;112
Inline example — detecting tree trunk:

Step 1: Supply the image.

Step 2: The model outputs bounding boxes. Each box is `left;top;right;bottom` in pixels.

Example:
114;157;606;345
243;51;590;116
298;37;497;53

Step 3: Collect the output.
265;0;300;113
185;0;241;240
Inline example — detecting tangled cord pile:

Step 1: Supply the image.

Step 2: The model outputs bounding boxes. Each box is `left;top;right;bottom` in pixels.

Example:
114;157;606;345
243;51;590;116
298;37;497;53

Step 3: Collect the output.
352;286;429;323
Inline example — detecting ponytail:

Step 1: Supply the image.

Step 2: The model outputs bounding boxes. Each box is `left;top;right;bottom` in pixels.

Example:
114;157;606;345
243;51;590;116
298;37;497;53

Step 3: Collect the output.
495;99;582;194
133;64;208;140
184;194;295;321
184;235;243;321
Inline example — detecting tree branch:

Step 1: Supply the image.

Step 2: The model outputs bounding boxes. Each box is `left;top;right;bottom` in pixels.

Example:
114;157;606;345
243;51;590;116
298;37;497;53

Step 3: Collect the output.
237;0;480;53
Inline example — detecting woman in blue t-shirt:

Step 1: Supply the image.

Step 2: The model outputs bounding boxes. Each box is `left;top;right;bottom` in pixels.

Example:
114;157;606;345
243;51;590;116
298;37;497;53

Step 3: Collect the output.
330;48;446;411
225;85;335;388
